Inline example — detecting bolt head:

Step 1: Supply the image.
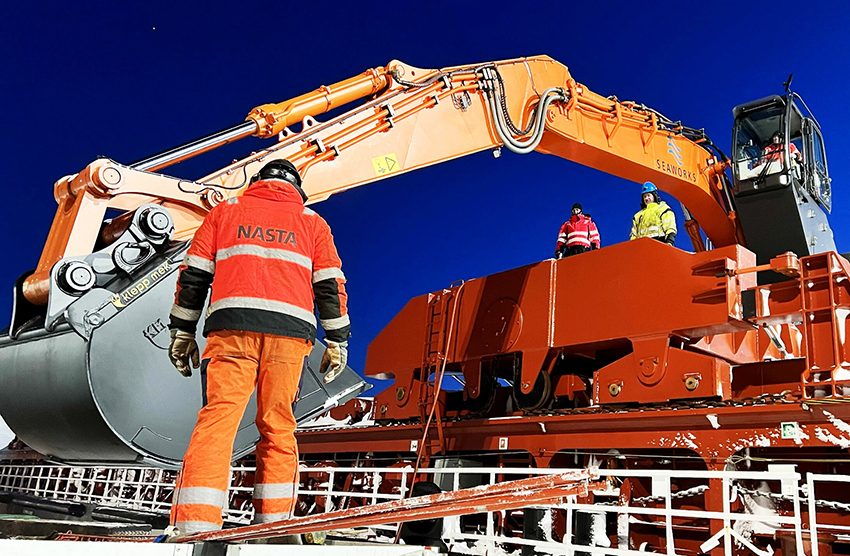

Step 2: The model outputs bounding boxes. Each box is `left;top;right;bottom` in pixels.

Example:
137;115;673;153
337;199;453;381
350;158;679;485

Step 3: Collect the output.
85;313;104;326
101;167;121;186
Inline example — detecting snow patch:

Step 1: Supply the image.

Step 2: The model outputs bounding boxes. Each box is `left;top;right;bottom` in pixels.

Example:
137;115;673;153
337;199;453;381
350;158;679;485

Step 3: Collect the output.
792;427;810;446
814;426;850;449
299;413;351;428
753;434;772;448
706;414;720;429
655;432;699;451
445;541;521;556
823;410;850;435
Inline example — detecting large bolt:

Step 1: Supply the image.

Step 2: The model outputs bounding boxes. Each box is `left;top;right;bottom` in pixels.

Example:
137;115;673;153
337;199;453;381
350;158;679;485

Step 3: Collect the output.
57;261;96;295
608;383;621;397
101;167;122;186
396;387;405;401
684;376;700;391
139;207;171;238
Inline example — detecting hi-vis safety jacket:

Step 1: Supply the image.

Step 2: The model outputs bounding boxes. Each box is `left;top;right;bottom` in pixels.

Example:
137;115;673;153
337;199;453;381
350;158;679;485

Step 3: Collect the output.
556;214;600;250
629;201;677;242
169;179;350;343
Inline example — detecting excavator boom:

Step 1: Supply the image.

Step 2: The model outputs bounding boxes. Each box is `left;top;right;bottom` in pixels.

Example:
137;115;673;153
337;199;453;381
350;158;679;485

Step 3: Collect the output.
23;56;739;307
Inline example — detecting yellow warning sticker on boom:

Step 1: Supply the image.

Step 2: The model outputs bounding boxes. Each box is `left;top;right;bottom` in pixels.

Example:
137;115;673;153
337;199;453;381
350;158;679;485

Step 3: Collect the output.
372;153;400;176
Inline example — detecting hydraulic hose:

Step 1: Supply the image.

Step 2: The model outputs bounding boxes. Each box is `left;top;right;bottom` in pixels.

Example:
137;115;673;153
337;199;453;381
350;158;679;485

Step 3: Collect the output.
485;85;566;154
477;66;567;153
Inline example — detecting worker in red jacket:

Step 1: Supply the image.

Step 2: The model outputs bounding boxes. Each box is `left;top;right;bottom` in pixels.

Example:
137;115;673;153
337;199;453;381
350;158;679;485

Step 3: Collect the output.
760;131;803;166
166;159;350;535
555;203;600;258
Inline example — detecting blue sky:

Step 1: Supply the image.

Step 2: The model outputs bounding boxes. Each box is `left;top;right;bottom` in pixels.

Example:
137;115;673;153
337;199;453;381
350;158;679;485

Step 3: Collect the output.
1;0;848;431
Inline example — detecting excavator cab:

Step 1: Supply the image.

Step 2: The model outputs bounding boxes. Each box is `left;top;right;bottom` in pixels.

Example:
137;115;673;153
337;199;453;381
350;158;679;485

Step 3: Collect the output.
730;93;835;273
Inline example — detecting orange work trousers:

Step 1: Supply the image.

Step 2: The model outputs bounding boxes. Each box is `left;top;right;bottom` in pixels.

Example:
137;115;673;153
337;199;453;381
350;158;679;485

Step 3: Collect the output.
170;330;312;534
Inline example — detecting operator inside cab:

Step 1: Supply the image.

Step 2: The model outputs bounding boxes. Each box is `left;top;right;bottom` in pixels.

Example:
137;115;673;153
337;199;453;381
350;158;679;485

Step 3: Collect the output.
760;131;803;165
732;105;809;185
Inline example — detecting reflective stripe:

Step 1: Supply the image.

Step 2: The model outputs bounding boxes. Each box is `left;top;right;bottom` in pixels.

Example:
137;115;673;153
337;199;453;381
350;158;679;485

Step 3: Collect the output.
661;213;677;233
253;482;297;500
217;244;312;270
171;304;202;322
253;512;291;524
175;520;221;534
567;232;587;238
557;233;567;240
303;207;316;216
321;314;350;331
175;486;228;508
210;297;317;327
184;254;215;274
312;267;345;283
637;226;663;237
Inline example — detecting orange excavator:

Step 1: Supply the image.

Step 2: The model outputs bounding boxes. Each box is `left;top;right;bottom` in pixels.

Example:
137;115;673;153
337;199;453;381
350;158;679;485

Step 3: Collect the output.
0;56;845;487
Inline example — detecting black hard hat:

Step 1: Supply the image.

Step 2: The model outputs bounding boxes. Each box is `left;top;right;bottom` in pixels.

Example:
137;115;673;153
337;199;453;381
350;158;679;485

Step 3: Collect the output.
252;159;307;201
572;203;583;212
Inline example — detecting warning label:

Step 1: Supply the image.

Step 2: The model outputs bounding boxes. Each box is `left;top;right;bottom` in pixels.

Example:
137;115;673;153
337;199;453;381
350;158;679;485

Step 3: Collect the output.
372;153;400;176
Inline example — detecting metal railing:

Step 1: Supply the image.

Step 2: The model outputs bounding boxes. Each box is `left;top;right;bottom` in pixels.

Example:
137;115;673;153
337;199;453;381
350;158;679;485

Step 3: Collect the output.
807;473;850;556
0;464;176;515
1;461;847;554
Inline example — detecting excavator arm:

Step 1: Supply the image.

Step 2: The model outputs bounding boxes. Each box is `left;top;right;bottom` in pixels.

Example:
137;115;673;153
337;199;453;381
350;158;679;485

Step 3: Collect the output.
24;55;741;306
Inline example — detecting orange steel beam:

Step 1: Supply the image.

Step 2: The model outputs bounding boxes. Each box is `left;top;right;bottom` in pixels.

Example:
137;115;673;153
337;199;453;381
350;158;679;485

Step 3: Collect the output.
25;55;740;305
175;469;600;544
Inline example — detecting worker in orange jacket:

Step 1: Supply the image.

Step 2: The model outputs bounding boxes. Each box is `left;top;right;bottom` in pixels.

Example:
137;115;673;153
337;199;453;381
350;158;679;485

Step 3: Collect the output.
555;203;600;259
166;159;350;535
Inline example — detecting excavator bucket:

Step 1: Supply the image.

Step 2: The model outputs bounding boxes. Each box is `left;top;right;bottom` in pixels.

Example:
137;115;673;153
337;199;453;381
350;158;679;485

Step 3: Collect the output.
0;239;370;469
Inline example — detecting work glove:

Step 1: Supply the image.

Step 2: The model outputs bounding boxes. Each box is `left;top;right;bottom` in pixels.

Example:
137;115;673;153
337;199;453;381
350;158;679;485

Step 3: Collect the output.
156;525;186;543
665;233;676;245
169;329;200;377
554;248;564;260
320;339;348;384
591;244;598;250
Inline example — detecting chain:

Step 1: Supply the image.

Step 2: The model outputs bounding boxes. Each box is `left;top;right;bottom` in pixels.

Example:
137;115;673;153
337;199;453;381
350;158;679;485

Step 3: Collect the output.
573;482;849;512
735;484;850;513
632;485;709;506
591;485;708;506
